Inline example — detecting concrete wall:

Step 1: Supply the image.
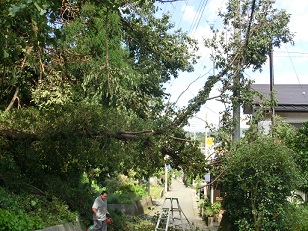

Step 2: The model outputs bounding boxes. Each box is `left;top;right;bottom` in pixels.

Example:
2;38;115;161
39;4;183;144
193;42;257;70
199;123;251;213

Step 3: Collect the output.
108;196;153;216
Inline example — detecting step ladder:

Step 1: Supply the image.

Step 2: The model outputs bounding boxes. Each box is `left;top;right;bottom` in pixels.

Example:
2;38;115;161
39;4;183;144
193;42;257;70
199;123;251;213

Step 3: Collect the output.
155;197;193;231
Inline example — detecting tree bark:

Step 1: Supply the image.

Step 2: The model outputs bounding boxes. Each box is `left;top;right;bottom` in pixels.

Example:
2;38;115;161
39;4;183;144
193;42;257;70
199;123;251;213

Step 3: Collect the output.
5;87;20;111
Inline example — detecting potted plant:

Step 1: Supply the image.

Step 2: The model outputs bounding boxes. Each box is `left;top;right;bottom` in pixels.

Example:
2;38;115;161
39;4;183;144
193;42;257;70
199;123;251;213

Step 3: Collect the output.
204;206;214;226
198;198;214;226
203;206;214;217
212;202;221;222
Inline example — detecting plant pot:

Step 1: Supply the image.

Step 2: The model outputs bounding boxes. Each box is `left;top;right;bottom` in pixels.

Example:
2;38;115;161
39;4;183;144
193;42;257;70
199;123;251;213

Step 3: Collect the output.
205;216;214;226
213;213;220;222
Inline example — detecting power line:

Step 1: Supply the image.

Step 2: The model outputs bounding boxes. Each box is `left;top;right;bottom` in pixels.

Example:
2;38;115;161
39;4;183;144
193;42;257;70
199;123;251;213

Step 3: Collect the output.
170;1;178;18
192;0;210;37
275;51;308;54
284;45;308;104
176;0;188;29
188;0;205;34
195;0;229;75
274;55;308;58
205;105;220;115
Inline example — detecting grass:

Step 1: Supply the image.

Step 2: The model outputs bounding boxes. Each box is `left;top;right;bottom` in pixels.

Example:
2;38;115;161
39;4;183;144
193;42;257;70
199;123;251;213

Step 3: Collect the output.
149;185;164;200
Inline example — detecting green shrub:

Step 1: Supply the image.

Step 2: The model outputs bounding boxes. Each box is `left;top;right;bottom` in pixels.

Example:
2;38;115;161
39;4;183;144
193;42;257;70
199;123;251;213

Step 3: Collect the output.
36;196;78;227
107;183;147;204
289;204;308;231
222;135;300;231
103;210;155;231
107;210;130;231
149;185;163;199
127;216;155;230
0;208;44;231
198;198;211;213
0;187;78;228
212;202;221;214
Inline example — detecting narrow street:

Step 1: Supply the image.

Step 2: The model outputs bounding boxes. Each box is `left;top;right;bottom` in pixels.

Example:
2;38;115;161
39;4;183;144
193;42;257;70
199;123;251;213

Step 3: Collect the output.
150;179;219;231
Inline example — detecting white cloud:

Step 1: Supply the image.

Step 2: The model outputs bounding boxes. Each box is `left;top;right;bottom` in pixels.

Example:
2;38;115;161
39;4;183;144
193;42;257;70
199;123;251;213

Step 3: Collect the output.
207;0;227;23
182;5;199;23
277;0;308;42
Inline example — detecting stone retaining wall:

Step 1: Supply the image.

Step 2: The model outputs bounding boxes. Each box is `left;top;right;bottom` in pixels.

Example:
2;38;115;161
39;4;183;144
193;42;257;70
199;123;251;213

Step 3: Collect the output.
108;196;153;216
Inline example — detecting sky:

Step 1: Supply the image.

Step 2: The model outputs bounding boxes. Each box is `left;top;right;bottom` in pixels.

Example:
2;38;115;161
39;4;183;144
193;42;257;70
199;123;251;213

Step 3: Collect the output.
155;0;308;132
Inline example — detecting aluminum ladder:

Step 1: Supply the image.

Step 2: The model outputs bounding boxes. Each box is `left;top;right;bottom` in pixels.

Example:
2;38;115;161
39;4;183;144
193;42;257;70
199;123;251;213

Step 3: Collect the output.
155;197;193;231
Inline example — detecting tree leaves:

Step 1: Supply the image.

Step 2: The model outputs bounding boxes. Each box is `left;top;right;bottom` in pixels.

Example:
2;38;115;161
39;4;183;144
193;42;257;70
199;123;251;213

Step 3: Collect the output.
8;0;47;17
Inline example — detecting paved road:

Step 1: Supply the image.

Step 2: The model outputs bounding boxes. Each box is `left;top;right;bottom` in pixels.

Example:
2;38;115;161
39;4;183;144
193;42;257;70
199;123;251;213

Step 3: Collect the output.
150;179;219;231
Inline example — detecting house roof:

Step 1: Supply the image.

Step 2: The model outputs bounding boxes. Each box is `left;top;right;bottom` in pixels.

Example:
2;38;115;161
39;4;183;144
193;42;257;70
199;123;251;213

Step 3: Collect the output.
244;84;308;114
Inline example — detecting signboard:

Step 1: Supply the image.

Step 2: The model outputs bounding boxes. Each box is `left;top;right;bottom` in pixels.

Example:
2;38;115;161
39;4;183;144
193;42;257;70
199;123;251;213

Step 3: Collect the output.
206;138;214;146
204;173;211;183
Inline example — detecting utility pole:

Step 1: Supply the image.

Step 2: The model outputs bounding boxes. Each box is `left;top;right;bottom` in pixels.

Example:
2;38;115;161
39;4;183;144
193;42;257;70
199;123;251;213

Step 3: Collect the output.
232;82;241;141
164;163;168;193
269;48;275;126
164;155;169;194
204;114;207;157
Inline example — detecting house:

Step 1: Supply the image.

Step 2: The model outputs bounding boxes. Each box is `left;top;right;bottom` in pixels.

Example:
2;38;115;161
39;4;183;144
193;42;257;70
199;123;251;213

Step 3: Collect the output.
244;84;308;128
244;84;308;202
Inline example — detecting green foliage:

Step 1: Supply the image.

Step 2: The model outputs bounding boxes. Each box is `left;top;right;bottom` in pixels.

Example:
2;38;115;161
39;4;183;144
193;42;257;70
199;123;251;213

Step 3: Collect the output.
101;210;155;231
200;0;294;138
289;204;308;231
107;183;147;204
198;198;213;216
198;199;221;218
273;119;308;193
221;135;300;231
104;210;130;231
213;0;294;71
0;187;77;229
203;207;214;217
0;208;44;231
127;216;155;230
90;174;151;204
0;0;204;196
212;202;221;214
149;184;163;200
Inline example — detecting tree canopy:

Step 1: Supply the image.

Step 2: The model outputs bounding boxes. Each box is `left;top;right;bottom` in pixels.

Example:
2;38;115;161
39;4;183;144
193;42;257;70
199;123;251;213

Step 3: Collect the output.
0;0;204;202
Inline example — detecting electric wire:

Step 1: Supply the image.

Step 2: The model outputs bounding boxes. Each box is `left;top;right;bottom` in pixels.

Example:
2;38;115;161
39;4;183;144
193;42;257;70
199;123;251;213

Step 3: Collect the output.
192;0;210;37
275;51;308;54
188;0;205;34
284;45;308;104
176;0;188;30
170;1;178;18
